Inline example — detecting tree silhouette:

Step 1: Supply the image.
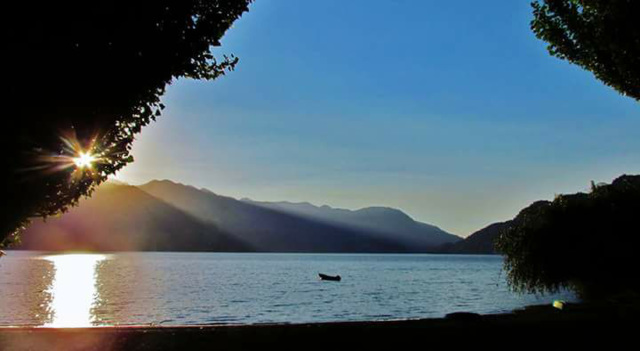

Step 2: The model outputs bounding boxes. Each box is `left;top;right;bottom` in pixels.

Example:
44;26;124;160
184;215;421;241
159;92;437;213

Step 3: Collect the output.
2;1;252;246
496;1;640;300
495;175;640;299
531;0;640;101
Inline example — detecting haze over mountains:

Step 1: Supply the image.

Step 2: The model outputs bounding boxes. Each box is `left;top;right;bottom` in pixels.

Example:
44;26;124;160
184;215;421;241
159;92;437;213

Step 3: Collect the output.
243;199;458;249
20;183;249;252
20;180;466;253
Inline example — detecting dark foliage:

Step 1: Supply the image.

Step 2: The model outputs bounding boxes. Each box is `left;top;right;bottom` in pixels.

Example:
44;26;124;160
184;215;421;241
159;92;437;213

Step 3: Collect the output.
498;0;640;300
3;1;251;246
496;175;640;299
531;0;640;101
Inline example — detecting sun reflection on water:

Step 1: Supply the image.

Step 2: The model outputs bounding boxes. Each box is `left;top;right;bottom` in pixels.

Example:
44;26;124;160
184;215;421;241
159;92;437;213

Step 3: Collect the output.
42;254;107;327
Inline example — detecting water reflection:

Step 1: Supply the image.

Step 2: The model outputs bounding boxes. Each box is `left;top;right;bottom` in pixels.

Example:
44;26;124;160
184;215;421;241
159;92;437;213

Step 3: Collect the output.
42;254;107;327
0;252;576;326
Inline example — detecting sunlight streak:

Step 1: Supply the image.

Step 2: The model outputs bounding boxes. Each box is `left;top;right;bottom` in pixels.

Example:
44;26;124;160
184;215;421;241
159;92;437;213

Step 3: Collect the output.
28;130;109;180
42;254;107;328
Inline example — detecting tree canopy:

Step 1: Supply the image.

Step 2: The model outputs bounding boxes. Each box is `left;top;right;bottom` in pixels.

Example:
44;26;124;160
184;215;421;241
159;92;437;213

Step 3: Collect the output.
495;0;640;300
495;175;640;299
2;1;252;246
531;0;640;101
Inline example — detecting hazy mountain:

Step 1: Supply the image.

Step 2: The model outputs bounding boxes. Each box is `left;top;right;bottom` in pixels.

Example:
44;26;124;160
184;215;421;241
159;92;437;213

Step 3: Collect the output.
441;221;512;254
242;199;461;248
140;180;458;252
19;180;461;253
19;183;251;252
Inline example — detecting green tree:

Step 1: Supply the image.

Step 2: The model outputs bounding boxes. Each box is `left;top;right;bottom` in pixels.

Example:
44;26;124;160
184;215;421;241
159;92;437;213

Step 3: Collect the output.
531;0;640;101
2;1;252;246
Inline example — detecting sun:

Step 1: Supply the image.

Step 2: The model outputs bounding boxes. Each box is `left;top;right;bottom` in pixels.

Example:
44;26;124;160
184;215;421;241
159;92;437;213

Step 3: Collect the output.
73;151;96;169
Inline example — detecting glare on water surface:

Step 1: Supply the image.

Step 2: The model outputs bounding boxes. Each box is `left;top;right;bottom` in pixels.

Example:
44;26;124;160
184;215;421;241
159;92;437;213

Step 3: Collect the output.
42;254;107;328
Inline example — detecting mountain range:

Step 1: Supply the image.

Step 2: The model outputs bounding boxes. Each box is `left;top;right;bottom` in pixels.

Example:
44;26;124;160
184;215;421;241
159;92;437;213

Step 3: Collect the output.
19;180;464;253
243;199;457;249
441;221;511;254
20;183;249;252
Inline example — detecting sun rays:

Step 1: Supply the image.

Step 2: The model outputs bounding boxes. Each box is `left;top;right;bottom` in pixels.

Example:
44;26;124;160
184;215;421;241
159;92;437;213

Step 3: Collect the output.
27;130;113;181
73;151;97;169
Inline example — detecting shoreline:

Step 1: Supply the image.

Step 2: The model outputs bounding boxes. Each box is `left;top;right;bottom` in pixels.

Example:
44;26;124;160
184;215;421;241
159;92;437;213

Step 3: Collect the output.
0;303;635;350
3;249;501;255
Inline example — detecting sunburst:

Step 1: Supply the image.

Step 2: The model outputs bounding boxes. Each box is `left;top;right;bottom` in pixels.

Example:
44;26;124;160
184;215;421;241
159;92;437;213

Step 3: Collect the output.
73;151;96;169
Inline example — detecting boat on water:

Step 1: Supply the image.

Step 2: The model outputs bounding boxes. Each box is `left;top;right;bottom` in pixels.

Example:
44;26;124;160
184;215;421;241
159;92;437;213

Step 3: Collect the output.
319;273;341;281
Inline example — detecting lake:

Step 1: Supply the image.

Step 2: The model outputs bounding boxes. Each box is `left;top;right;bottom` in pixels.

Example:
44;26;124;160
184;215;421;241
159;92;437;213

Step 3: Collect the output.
0;252;575;327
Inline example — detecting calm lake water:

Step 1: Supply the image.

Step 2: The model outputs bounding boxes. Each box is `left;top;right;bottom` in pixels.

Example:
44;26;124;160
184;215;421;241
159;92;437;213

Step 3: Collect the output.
0;251;575;327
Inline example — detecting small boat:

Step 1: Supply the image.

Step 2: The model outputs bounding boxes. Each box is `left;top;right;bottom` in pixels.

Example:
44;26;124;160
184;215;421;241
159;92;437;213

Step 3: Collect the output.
319;273;341;281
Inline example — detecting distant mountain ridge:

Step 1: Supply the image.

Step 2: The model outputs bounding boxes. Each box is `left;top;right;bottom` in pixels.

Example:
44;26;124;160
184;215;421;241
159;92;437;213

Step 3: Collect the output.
19;180;462;253
442;221;512;254
140;180;461;252
19;183;250;252
242;199;459;248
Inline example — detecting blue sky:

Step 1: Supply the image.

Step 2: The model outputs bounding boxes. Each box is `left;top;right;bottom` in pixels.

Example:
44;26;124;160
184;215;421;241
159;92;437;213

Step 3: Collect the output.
119;0;640;236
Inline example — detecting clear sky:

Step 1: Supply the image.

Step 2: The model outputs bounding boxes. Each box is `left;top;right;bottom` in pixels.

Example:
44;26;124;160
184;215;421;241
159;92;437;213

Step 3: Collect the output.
118;0;639;237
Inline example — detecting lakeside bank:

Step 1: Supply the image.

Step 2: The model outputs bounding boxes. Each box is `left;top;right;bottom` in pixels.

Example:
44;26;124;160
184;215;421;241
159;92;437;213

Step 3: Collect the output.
0;303;635;350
